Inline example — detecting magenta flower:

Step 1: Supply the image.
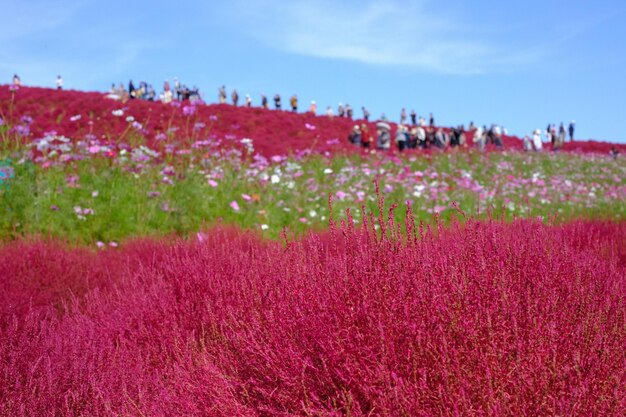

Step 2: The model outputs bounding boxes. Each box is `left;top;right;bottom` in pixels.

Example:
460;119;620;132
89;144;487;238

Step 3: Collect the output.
230;201;240;211
182;105;196;116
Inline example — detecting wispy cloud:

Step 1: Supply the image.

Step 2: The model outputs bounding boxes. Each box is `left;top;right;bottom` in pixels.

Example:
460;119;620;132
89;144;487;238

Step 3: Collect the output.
225;0;539;74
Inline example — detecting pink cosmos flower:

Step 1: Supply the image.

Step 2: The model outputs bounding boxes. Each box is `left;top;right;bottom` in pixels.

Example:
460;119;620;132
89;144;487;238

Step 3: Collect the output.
182;105;196;116
230;201;240;211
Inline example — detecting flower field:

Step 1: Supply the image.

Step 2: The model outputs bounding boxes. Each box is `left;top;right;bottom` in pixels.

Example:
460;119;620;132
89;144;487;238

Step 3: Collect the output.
1;86;625;415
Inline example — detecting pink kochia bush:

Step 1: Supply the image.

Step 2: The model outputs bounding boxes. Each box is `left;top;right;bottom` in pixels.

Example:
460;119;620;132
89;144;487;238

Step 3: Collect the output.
1;216;625;415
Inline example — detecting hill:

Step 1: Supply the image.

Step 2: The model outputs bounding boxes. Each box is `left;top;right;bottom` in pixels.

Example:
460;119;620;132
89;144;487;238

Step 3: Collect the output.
2;86;624;157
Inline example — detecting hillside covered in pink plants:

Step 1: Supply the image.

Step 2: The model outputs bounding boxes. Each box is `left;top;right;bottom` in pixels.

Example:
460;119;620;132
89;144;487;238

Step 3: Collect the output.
1;213;625;416
2;86;624;157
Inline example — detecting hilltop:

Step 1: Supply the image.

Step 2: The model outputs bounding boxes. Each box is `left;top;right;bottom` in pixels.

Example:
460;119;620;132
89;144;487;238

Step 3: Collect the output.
2;86;623;157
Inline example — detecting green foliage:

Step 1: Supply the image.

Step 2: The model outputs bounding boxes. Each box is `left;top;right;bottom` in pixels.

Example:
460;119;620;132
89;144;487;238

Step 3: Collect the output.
0;151;624;244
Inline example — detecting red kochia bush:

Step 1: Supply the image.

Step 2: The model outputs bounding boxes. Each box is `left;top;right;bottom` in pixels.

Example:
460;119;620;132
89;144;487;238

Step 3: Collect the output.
1;217;625;416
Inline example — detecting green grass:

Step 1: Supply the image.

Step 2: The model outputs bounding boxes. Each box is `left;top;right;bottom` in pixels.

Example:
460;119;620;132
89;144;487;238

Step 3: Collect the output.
1;150;625;244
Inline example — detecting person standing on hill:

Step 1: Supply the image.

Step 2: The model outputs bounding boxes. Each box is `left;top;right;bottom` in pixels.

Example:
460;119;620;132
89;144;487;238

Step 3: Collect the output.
309;100;317;114
174;77;181;101
416;125;426;148
345;104;353;119
395;125;407;151
429;113;435;127
492;124;503;147
362;107;370;121
338;103;345;117
473;126;485;152
161;82;172;103
56;75;63;90
360;123;371;148
407;127;418;149
400;108;407;124
274;94;281;110
245;94;252;107
261;94;268;109
218;85;227;103
434;128;446;149
290;94;298;112
450;126;460;147
146;85;155;101
326;106;334;118
128;80;136;99
410;109;416;125
568;121;575;142
458;126;467;147
557;123;566;148
546;123;553;145
376;122;391;150
348;125;361;146
231;89;239;106
12;74;21;86
532;129;543;151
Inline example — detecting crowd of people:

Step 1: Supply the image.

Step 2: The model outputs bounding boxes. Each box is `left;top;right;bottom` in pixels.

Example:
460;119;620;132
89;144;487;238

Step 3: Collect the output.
521;121;576;152
105;78;201;103
214;85;518;153
347;120;510;152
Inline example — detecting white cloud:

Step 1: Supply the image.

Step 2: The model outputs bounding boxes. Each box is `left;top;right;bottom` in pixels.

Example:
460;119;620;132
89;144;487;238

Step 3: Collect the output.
226;0;537;74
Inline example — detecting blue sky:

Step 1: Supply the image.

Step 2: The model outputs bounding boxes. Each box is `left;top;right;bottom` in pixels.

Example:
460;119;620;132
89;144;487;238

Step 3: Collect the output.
2;0;625;142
